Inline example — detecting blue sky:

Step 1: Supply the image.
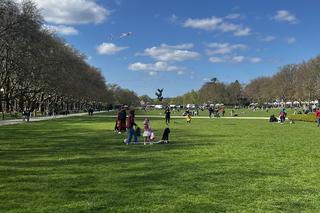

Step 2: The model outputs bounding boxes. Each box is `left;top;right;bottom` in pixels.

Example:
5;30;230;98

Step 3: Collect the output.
27;0;320;97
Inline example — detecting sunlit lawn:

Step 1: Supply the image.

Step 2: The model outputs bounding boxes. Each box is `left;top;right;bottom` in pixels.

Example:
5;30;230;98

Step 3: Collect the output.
103;107;298;118
1;115;320;212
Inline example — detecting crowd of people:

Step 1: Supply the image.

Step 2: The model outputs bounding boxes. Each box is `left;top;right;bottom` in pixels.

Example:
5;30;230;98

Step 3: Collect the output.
113;104;320;145
115;106;171;145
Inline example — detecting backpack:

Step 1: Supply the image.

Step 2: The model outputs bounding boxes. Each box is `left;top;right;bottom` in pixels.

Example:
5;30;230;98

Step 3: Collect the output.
119;111;126;120
135;127;141;137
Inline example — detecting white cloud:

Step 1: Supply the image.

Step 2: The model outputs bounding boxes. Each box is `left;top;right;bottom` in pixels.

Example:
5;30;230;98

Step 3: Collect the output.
30;0;110;25
259;35;275;42
209;57;225;63
233;27;251;36
206;42;247;55
209;56;262;63
183;16;223;30
206;42;262;63
97;43;128;55
44;25;78;35
165;43;194;49
232;56;245;63
128;61;184;76
225;13;242;20
274;10;298;24
143;43;200;62
130;61;179;72
183;16;251;36
250;57;262;63
287;37;296;44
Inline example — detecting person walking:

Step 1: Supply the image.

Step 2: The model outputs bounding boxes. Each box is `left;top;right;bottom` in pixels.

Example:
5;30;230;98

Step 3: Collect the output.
125;109;138;144
115;108;122;134
221;107;225;117
119;107;127;132
315;108;320;127
165;107;171;125
186;111;192;124
208;106;213;118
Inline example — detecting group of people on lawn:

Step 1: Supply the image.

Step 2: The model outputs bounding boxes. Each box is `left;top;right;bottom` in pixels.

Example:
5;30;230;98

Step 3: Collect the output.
268;107;320;126
268;108;287;123
115;106;171;145
115;105;320;144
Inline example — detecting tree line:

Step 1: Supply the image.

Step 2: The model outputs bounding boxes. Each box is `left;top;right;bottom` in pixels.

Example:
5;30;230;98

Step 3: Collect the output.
169;56;320;106
2;0;319;115
0;0;139;116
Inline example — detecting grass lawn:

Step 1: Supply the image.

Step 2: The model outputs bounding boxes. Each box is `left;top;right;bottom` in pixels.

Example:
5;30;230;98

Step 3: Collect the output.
1;115;320;212
102;108;300;118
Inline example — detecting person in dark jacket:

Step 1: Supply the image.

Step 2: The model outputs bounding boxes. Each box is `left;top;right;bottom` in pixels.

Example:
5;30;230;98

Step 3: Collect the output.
118;107;127;132
165;107;171;125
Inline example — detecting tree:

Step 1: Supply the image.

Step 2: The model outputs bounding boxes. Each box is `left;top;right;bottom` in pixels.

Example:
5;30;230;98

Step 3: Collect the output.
0;0;119;115
198;80;226;104
139;95;154;106
272;64;298;102
226;80;242;105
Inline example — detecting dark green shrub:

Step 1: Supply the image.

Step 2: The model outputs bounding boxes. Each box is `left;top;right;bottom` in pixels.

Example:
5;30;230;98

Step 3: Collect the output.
288;114;316;122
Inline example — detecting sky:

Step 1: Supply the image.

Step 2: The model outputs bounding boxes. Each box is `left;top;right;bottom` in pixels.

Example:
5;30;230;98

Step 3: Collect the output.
23;0;320;97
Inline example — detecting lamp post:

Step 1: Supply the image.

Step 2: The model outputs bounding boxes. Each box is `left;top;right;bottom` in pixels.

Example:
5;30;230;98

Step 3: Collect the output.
0;88;4;120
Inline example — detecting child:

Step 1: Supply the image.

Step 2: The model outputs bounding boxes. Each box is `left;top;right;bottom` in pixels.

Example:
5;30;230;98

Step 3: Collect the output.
143;118;153;145
186;112;192;124
114;119;121;134
279;108;286;123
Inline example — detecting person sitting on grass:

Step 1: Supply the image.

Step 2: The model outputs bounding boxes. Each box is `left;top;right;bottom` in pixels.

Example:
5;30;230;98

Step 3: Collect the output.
157;127;170;144
269;114;278;122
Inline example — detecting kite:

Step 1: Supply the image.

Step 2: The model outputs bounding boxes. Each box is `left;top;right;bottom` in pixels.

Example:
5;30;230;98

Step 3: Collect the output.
107;32;133;40
119;32;132;38
155;88;164;101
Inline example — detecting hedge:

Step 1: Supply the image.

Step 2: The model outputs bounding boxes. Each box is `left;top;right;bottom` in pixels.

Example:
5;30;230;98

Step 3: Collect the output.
287;114;316;122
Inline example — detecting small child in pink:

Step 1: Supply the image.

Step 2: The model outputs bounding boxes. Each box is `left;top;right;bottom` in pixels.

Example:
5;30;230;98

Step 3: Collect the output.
143;118;153;145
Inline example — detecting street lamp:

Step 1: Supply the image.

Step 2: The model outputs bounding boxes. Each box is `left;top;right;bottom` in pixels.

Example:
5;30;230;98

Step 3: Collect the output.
0;88;4;120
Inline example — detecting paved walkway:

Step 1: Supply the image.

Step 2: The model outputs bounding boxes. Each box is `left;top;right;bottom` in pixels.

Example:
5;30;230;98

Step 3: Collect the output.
0;112;269;127
95;115;269;120
0;111;106;126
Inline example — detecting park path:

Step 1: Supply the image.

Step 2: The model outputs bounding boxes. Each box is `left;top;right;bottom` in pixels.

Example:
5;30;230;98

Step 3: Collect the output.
0;111;106;127
0;112;269;127
95;115;269;120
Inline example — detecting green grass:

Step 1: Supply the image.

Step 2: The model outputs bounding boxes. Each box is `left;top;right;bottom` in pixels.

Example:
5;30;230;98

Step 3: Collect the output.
1;115;320;212
103;108;299;117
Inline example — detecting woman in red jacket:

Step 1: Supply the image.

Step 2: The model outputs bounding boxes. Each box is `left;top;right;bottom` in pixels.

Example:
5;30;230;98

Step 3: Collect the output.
315;108;320;127
125;109;138;144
